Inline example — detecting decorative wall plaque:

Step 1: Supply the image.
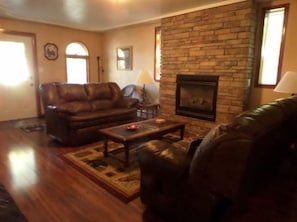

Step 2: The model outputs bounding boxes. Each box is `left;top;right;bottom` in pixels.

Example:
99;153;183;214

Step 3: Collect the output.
44;43;58;60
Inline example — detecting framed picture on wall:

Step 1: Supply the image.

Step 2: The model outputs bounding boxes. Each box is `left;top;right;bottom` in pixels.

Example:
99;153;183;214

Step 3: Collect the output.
44;43;58;60
117;46;132;70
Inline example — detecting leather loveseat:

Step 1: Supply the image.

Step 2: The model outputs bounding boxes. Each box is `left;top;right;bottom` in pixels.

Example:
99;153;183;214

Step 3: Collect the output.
138;96;297;222
39;82;138;146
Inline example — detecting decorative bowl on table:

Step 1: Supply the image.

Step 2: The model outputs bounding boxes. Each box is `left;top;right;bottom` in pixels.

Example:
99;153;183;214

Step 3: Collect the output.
127;124;138;130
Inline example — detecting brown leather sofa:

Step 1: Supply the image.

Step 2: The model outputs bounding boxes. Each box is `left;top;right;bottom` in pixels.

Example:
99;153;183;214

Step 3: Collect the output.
39;82;138;146
138;96;297;222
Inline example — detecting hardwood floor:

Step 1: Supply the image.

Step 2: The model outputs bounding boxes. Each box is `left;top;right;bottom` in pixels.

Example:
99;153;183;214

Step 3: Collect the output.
0;118;162;222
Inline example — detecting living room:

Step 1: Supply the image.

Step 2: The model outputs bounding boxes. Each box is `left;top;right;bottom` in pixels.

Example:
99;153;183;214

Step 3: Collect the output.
0;0;297;221
0;0;296;119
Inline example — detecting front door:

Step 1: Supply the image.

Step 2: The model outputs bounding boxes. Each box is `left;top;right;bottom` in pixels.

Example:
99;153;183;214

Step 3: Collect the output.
0;31;38;121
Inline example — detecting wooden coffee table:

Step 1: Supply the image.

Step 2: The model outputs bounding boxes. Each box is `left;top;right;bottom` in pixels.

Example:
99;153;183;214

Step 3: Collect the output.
99;118;185;167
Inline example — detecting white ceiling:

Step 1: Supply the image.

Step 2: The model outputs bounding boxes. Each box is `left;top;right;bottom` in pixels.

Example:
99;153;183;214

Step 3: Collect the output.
0;0;245;32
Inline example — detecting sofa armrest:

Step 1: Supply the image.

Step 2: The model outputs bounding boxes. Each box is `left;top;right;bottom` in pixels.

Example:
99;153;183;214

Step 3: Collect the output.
138;138;203;181
138;139;226;222
137;139;190;212
44;107;70;136
138;140;190;180
46;105;74;115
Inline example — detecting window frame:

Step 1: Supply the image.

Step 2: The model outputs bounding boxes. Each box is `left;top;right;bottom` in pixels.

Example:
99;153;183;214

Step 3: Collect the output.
254;4;289;88
65;42;89;83
154;26;161;82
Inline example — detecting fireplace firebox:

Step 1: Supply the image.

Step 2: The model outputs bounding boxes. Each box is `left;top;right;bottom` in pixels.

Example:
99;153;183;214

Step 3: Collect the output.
176;74;219;121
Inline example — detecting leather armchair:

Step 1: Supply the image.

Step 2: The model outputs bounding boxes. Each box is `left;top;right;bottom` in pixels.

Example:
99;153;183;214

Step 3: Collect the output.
138;96;297;222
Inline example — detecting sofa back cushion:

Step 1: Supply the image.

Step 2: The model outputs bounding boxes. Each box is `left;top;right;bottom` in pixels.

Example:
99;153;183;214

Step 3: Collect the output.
85;83;114;110
232;97;297;140
108;82;124;104
55;84;91;113
58;84;88;102
189;125;253;201
40;81;127;112
85;83;112;100
189;96;297;201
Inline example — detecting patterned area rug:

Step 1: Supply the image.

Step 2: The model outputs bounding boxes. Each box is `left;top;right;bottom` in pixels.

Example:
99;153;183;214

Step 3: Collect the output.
59;134;191;203
0;184;27;222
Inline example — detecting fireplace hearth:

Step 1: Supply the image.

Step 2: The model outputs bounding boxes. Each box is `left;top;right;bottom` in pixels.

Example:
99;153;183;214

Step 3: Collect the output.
176;74;219;121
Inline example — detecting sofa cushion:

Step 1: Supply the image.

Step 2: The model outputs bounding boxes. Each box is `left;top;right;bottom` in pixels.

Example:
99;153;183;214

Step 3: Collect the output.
56;101;92;114
90;100;114;110
68;108;135;121
85;83;112;100
58;84;88;102
66;108;137;129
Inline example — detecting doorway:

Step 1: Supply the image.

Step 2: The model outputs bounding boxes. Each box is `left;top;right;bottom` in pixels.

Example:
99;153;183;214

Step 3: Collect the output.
0;31;39;121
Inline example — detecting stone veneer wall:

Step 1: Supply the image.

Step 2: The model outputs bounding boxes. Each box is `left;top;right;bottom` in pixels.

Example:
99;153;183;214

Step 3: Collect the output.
159;0;256;138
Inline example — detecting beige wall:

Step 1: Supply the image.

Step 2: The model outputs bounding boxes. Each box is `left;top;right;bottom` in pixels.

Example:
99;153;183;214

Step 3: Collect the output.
101;0;297;109
102;23;160;103
0;18;102;84
249;0;297;109
1;0;296;112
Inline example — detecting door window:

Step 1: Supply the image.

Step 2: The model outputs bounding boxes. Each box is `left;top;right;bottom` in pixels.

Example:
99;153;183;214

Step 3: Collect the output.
0;41;29;85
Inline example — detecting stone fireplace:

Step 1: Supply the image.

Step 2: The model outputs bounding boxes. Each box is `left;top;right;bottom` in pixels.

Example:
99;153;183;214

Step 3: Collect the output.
158;1;256;138
176;74;219;121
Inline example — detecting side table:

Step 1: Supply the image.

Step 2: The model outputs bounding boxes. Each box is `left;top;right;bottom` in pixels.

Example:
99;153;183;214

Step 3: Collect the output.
137;103;160;119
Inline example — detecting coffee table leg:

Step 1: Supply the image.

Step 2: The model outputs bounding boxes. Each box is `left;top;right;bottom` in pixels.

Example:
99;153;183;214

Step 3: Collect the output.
124;143;130;168
103;138;109;157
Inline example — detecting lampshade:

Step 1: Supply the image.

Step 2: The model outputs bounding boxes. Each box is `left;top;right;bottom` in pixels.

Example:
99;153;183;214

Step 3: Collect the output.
274;71;297;94
135;70;154;85
135;70;154;104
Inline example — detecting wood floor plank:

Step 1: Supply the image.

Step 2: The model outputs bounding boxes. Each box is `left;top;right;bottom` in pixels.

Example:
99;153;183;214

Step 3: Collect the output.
0;118;160;222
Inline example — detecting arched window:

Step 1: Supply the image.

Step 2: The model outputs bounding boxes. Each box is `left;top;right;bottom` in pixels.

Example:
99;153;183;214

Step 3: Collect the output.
66;42;89;83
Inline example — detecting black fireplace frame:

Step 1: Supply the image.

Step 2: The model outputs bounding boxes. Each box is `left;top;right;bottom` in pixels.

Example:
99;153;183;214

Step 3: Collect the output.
176;74;219;121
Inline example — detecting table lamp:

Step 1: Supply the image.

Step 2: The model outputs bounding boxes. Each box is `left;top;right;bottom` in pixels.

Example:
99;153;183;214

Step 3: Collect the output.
274;71;297;95
136;70;154;104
